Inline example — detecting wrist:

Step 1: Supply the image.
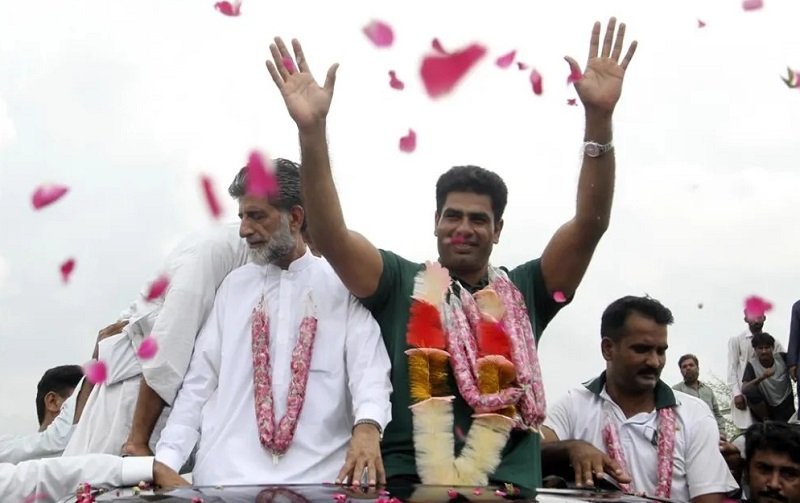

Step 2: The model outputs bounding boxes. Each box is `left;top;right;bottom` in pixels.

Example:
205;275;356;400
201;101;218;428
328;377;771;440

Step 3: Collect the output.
353;419;382;438
584;111;613;143
298;120;327;138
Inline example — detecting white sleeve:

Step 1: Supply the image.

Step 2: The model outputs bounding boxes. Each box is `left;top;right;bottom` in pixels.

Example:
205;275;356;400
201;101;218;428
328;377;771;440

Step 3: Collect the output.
727;336;742;397
543;391;577;441
344;295;393;431
0;391;77;464
0;455;152;502
154;278;227;472
685;406;740;499
141;239;238;406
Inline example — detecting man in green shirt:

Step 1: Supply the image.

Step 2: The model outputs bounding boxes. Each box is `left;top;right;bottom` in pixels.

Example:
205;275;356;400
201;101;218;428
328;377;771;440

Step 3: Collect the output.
262;17;637;490
673;354;727;437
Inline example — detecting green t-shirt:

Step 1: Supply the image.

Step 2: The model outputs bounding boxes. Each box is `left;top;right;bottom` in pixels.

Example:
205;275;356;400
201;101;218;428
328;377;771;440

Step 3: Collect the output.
359;250;564;490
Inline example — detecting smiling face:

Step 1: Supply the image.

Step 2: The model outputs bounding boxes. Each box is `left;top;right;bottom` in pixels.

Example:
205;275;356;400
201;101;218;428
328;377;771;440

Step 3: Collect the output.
434;191;503;281
603;312;669;395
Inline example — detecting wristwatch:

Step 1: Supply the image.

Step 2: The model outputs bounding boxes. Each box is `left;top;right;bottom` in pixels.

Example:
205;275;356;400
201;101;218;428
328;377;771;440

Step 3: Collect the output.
583;140;614;158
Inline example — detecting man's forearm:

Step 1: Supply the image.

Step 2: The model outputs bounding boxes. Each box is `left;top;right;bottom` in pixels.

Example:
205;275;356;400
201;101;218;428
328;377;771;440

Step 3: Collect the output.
576;112;615;237
127;377;166;447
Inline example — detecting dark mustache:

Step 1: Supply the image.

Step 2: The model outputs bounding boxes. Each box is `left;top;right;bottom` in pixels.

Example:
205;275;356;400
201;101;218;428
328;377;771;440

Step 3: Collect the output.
637;368;661;377
757;491;787;503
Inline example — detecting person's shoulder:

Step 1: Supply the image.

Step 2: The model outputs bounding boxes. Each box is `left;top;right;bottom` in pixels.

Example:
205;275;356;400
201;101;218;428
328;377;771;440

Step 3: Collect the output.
223;262;261;284
378;249;423;272
674;390;715;419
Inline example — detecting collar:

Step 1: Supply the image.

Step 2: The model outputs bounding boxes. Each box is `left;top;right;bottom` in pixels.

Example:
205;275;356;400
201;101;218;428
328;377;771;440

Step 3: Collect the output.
266;247;315;273
583;371;677;410
451;275;490;294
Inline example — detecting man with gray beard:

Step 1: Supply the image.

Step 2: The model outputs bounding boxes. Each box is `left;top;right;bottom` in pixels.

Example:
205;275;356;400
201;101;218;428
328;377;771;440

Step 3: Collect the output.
154;160;392;486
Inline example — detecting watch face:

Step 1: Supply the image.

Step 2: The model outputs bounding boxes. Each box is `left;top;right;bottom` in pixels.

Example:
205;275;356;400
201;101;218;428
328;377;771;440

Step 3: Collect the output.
585;143;600;157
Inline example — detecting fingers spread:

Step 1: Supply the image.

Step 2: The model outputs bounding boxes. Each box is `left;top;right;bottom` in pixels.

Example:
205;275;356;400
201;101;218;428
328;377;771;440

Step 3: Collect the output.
601;17;617;58
610;23;626;62
588;21;601;62
620;40;638;70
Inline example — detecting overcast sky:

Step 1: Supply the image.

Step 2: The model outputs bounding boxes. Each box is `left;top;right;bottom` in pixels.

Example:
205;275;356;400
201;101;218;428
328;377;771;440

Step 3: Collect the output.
1;0;799;434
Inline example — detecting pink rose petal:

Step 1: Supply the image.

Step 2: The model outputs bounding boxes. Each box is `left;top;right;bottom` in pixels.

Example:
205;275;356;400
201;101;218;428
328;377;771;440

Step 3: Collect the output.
451;235;466;245
363;20;394;47
24;493;48;503
447;489;458;499
517;61;529;71
145;275;170;302
399;129;417;153
742;0;763;10
697;19;707;28
744;295;773;320
553;291;567;303
388;70;405;90
200;175;222;219
214;1;241;16
495;490;507;497
567;98;578;106
432;38;448;54
84;360;107;385
473;488;482;496
60;258;76;283
31;184;69;210
455;425;466;441
495;50;516;69
566;66;583;85
379;490;390;496
420;43;487;98
529;69;543;95
282;56;297;74
246;150;279;197
137;336;159;360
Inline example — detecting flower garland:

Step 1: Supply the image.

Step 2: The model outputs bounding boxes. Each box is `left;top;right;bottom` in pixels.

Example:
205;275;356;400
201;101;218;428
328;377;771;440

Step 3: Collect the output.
406;261;546;485
601;407;677;498
251;291;318;461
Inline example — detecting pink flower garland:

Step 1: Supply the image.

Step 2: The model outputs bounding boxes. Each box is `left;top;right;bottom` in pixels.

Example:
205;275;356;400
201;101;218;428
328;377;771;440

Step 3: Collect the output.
602;407;677;498
251;294;318;457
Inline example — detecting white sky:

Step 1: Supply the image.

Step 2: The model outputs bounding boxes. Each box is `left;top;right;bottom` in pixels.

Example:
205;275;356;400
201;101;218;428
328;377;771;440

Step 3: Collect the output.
0;0;799;434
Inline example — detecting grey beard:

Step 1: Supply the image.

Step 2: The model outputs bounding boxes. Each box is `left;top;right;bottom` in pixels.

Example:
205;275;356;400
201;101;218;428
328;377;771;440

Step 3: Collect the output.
249;215;296;266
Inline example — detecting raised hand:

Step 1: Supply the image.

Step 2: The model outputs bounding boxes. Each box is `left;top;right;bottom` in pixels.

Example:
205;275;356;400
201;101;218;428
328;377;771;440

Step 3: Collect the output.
265;37;339;131
565;17;638;115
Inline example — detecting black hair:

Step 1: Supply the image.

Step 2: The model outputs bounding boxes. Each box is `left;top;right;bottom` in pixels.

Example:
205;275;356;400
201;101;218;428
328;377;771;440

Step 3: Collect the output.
435;166;508;222
600;295;674;341
35;365;83;425
745;421;800;465
228;158;305;230
751;332;776;349
678;353;698;367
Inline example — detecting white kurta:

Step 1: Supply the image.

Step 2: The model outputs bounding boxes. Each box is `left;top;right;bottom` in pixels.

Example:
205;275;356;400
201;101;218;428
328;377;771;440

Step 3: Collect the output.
0;454;152;503
155;251;393;486
63;223;248;456
727;331;785;428
0;388;77;464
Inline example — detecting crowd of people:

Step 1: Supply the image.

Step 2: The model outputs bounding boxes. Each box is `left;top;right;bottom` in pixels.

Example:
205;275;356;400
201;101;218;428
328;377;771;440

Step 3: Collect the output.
2;16;800;503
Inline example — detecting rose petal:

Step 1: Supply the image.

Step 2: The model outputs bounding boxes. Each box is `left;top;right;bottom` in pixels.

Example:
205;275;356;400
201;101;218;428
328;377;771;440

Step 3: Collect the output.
145;275;170;302
553;291;567;303
432;38;448;54
517;61;529;70
246;150;279;197
388;70;405;90
451;235;466;245
495;50;516;69
214;1;241;16
744;295;773;320
60;258;76;283
31;184;69;210
24;493;48;503
447;489;458;499
742;0;763;10
363;20;394;47
282;56;297;74
495;490;507;497
473;488;482;496
399;129;417;153
567;98;577;106
697;19;707;28
455;425;466;441
84;360;107;385
420;43;487;98
137;336;159;360
200;175;222;219
529;69;543;95
566;66;583;85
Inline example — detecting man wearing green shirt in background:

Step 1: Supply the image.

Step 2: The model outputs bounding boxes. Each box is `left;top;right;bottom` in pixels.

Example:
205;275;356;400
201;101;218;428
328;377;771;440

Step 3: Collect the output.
673;354;727;438
262;17;637;490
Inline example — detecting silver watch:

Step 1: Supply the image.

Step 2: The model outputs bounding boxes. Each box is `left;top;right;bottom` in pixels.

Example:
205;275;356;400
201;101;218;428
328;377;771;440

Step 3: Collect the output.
583;140;614;158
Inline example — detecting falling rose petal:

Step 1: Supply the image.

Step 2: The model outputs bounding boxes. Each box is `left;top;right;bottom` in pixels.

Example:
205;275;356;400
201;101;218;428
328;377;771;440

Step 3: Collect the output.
454;425;466;441
473;488;482;496
495;490;507;497
742;0;763;10
567;98;578;106
566;66;583;85
282;56;297;74
379;490;390;496
137;336;159;360
447;489;458;499
84;360;107;385
529;69;543;95
246;150;279;197
60;258;76;283
363;20;394;47
744;295;773;320
517;61;529;70
451;235;466;245
432;38;448;54
388;70;405;90
214;1;241;16
697;19;707;28
420;43;487;98
24;493;48;503
495;50;516;69
553;291;567;303
145;275;170;302
781;67;799;89
31;184;69;210
201;175;222;219
399;129;417;153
